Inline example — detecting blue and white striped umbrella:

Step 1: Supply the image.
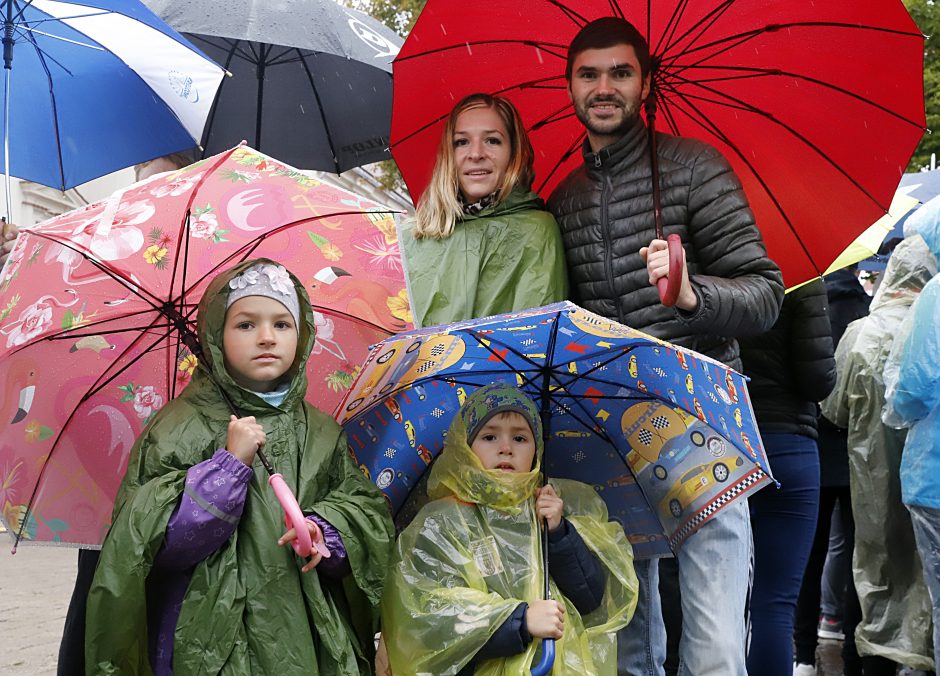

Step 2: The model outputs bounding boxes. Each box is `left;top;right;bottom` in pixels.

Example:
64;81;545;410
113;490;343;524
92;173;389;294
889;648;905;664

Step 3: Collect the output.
0;0;225;198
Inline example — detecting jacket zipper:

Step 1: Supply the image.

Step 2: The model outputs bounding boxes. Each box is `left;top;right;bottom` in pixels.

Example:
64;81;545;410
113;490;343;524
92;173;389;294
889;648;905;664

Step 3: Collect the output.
599;169;623;324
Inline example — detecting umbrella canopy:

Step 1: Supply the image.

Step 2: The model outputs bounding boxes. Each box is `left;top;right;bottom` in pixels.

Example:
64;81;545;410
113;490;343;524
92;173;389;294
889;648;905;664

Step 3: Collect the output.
0;0;224;192
338;301;773;560
390;0;926;288
143;0;402;173
0;145;412;548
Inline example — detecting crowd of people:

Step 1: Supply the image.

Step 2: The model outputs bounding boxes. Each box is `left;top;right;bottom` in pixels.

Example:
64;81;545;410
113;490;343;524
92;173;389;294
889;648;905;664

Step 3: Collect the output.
2;15;937;676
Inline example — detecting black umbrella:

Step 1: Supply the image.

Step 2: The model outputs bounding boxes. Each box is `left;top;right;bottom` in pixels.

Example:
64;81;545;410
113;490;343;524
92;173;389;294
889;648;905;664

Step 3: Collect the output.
143;0;401;173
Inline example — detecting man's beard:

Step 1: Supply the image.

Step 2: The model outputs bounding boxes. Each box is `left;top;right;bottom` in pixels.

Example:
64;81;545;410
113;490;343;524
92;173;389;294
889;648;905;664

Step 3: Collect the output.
574;95;643;138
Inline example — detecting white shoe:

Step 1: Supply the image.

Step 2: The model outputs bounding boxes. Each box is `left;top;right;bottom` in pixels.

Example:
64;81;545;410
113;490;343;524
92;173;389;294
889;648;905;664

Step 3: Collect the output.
793;664;816;676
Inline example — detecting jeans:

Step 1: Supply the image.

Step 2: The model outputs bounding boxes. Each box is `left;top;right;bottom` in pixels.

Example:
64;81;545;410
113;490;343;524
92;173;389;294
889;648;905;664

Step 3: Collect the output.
618;498;752;675
908;504;940;664
820;501;849;619
793;485;856;667
746;434;820;676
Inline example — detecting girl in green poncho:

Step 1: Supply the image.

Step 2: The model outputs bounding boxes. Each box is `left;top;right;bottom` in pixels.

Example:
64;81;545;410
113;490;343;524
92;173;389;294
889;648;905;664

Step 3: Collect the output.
85;259;394;675
381;383;638;675
402;94;568;328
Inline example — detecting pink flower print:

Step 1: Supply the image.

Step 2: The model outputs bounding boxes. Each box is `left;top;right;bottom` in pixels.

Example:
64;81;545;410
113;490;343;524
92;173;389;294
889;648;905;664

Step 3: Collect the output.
150;172;204;198
189;211;220;240
70;199;154;261
0;241;26;284
2;291;77;347
133;385;164;419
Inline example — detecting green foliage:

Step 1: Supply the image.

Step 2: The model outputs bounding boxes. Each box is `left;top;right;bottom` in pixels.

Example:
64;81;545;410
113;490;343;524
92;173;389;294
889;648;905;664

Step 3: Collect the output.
344;0;426;36
904;0;939;170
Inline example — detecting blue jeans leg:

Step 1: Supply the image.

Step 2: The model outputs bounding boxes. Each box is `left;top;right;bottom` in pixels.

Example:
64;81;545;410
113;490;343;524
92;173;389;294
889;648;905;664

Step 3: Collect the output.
618;557;667;675
908;504;940;662
676;497;752;676
746;434;820;676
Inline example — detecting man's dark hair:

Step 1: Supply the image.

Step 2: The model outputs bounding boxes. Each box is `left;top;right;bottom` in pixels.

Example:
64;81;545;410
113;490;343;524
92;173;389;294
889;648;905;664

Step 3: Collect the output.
565;17;652;82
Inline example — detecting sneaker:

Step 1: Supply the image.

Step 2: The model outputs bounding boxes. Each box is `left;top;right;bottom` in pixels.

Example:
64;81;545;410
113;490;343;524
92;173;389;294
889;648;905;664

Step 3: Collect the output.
817;614;845;640
793;663;816;676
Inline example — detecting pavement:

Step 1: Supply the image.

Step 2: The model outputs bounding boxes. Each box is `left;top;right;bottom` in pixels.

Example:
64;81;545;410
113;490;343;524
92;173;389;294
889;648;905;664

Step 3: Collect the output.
0;545;76;675
0;542;863;676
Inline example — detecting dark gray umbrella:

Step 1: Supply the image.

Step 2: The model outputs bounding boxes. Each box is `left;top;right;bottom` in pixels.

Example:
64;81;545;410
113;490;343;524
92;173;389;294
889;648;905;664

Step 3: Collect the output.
143;0;401;173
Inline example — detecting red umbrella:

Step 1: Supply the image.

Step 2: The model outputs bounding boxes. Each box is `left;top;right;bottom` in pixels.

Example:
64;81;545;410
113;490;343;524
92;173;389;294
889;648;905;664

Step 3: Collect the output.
390;0;926;288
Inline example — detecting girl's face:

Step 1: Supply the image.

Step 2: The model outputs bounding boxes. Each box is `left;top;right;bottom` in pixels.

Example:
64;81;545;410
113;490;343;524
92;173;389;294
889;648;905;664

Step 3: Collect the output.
222;296;298;392
470;412;536;472
453;105;512;203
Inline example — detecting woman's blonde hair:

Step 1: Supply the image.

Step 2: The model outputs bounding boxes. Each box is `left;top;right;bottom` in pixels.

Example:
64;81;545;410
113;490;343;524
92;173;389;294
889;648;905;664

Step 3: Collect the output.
413;94;535;240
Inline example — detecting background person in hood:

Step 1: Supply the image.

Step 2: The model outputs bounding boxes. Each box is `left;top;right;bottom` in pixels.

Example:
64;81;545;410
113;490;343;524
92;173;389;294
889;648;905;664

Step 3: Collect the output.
84;260;394;675
381;383;638;675
401;93;568;328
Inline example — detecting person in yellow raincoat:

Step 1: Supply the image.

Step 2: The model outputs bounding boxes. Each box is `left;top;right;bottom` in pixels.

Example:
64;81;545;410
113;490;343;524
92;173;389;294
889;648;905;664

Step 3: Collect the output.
382;383;638;675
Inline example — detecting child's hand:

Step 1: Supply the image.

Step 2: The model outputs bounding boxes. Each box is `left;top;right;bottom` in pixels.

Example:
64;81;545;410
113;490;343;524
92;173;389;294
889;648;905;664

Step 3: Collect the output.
535;484;564;531
525;599;565;639
278;520;324;573
227;415;265;466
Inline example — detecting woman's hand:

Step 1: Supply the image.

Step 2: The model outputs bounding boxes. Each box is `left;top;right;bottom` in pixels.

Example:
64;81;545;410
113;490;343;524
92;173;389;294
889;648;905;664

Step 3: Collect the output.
535;484;564;532
278;520;325;573
525;599;565;639
226;415;265;466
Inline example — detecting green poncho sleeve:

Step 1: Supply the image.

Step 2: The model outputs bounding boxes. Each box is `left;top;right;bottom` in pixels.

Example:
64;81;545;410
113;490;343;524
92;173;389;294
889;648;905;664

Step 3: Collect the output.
381;479;637;675
402;188;569;328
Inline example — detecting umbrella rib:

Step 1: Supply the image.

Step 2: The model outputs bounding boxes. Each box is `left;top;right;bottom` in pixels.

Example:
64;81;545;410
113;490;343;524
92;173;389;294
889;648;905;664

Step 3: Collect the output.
544;390;616;447
666;65;924;130
465;328;547;374
18;22;69;190
297;50;342;173
192;37;240;153
395;38;569;64
23;231;167;307
166;208;403;303
10;319;176;547
659;73;901;213
656;0;736;60
544;0;590;27
534;131;586;197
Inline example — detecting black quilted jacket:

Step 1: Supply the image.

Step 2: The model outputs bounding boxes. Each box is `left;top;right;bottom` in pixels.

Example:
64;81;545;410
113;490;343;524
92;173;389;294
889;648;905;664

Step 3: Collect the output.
547;116;784;371
738;278;837;439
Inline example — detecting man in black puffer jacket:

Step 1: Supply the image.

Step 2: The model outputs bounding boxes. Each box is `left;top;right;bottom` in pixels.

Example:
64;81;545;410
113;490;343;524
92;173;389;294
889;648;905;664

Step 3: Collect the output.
548;17;784;676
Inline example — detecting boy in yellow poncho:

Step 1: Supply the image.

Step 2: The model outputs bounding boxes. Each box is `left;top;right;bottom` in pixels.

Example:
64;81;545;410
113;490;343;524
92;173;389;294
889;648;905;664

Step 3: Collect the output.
382;382;638;675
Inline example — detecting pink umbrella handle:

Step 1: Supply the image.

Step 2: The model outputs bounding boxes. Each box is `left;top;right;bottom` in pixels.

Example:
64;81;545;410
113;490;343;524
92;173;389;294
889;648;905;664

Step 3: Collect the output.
268;473;330;559
656;234;684;307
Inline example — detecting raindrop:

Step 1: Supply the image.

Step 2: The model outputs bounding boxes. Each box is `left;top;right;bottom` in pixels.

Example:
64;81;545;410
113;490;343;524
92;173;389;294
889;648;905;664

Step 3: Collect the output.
440;23;447;36
300;104;305;114
465;42;472;56
535;47;543;64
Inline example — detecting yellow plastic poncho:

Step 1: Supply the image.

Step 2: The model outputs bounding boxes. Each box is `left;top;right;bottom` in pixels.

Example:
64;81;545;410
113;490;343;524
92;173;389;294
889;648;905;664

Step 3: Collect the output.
382;384;637;675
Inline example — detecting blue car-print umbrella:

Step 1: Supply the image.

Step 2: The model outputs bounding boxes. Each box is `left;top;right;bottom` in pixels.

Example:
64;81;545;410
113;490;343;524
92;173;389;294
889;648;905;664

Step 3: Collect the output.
339;301;774;560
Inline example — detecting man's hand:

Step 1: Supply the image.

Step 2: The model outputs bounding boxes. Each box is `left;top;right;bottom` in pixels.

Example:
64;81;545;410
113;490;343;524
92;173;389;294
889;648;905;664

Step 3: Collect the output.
640;239;698;311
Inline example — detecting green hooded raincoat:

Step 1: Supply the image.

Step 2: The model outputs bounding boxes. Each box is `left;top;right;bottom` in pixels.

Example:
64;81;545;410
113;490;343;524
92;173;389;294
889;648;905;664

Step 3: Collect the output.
401;188;568;328
382;385;637;675
85;259;395;675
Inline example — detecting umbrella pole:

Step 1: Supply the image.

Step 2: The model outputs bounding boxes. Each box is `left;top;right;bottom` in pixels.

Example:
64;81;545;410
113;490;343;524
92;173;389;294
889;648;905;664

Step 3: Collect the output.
3;3;13;220
530;371;556;676
644;76;683;307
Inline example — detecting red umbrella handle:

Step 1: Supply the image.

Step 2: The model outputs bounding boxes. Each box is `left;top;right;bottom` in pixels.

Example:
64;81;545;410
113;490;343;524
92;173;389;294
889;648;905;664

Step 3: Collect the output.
656;234;684;307
269;473;330;559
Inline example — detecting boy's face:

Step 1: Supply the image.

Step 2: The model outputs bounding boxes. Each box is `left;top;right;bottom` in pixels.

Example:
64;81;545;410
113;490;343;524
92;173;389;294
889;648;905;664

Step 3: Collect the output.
470;412;536;472
222;296;298;392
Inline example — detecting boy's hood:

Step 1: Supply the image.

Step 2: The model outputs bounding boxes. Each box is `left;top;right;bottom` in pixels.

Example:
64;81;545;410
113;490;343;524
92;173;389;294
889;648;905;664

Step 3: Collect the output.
427;383;543;513
194;258;316;413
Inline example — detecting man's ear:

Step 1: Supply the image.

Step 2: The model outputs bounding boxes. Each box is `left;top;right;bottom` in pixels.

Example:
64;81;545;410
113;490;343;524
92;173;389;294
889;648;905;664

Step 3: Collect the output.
566;80;574;104
641;74;651;102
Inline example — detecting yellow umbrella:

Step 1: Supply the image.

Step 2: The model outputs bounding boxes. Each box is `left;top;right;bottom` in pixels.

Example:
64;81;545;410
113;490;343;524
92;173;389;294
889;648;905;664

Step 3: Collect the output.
823;193;920;274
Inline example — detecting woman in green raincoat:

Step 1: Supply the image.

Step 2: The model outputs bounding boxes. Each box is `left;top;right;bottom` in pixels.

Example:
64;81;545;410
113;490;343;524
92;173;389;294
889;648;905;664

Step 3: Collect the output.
402;93;568;328
85;259;395;675
382;383;637;675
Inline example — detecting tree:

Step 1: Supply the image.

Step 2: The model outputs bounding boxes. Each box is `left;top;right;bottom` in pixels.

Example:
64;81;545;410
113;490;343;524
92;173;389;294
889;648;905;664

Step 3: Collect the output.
904;0;939;171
